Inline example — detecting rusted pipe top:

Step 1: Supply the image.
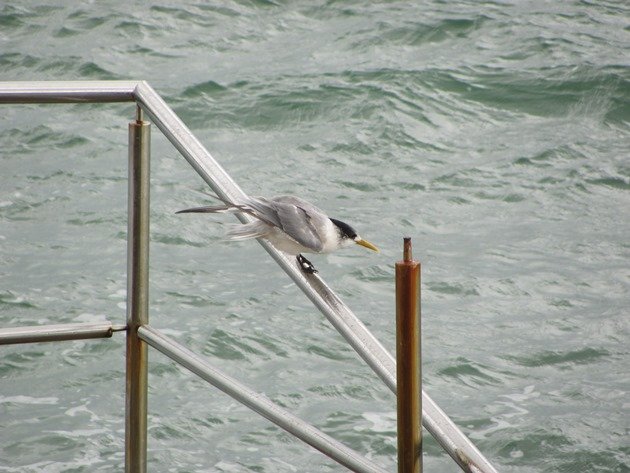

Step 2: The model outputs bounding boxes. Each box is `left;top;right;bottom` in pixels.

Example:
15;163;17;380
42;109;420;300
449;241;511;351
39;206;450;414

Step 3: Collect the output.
403;237;412;262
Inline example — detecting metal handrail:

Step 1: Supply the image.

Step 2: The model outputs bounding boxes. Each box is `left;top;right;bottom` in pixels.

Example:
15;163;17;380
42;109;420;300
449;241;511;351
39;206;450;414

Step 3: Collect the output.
0;81;497;473
0;322;126;345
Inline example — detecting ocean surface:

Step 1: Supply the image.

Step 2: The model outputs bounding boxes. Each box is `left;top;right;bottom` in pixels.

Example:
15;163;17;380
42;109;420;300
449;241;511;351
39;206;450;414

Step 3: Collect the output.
1;1;629;472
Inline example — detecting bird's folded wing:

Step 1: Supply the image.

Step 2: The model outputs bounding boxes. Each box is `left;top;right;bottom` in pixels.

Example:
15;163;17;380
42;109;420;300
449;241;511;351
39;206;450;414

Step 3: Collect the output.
274;202;326;252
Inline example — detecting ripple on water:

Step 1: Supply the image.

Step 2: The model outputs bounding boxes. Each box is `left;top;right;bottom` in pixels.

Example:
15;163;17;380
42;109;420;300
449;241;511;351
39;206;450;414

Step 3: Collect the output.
426;280;480;297
201;328;265;361
0;290;39;310
437;357;508;388
505;347;611;369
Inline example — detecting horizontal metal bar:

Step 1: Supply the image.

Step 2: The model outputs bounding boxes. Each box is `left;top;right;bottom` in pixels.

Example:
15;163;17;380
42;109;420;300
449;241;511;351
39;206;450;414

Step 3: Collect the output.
0;322;124;345
138;325;388;473
0;81;139;103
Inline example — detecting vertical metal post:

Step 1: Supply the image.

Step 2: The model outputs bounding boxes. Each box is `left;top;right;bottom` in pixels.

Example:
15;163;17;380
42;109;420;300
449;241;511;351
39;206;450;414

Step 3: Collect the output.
396;238;422;473
125;105;150;473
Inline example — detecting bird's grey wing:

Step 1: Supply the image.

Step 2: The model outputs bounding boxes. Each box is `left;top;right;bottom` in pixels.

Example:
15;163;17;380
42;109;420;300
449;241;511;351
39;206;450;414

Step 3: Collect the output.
241;197;284;228
235;196;327;252
272;197;328;252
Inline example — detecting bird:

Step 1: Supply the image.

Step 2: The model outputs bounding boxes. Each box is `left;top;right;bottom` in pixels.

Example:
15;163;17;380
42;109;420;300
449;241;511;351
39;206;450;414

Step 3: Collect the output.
176;194;379;274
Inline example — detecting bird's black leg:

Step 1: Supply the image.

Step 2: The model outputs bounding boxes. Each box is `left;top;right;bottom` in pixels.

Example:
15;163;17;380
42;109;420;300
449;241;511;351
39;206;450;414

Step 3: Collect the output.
297;254;318;274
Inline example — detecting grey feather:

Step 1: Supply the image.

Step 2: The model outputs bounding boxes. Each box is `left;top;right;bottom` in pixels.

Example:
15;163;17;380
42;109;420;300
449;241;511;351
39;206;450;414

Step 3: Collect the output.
268;196;327;252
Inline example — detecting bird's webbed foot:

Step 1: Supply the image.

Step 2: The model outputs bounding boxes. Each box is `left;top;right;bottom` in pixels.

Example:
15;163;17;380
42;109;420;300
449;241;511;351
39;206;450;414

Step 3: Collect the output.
297;254;318;274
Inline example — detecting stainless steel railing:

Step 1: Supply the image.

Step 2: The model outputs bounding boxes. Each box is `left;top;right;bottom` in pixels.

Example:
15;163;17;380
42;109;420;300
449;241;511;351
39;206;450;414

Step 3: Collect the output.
0;81;497;473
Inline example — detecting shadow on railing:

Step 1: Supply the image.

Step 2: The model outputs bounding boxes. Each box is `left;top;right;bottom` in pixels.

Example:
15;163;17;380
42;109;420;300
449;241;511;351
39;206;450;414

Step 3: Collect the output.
0;81;496;473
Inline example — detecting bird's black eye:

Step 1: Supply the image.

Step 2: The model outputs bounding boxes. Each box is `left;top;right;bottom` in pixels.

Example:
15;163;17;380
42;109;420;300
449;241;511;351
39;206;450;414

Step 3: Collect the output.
330;218;357;239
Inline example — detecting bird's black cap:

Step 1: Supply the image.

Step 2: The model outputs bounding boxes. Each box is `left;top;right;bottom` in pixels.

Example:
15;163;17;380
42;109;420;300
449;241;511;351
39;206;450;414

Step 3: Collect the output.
330;218;358;239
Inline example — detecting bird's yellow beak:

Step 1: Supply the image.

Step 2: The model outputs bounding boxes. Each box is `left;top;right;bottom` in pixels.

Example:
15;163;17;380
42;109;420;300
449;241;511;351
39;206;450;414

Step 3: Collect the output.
355;238;379;252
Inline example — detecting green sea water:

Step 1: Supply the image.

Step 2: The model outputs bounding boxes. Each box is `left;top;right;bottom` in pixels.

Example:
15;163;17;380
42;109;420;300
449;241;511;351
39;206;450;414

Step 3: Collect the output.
1;1;629;472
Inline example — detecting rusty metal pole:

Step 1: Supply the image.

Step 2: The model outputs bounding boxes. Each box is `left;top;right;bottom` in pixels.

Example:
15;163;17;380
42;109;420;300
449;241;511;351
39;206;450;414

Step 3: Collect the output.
396;237;422;473
125;105;150;473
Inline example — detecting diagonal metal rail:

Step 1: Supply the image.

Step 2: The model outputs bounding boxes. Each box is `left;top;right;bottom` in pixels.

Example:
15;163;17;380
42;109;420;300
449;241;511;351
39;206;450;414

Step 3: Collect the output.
138;325;388;473
0;80;497;473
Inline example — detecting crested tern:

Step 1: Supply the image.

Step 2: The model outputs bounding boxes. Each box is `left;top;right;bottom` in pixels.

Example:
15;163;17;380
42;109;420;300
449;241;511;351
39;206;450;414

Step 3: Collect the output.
176;195;379;273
